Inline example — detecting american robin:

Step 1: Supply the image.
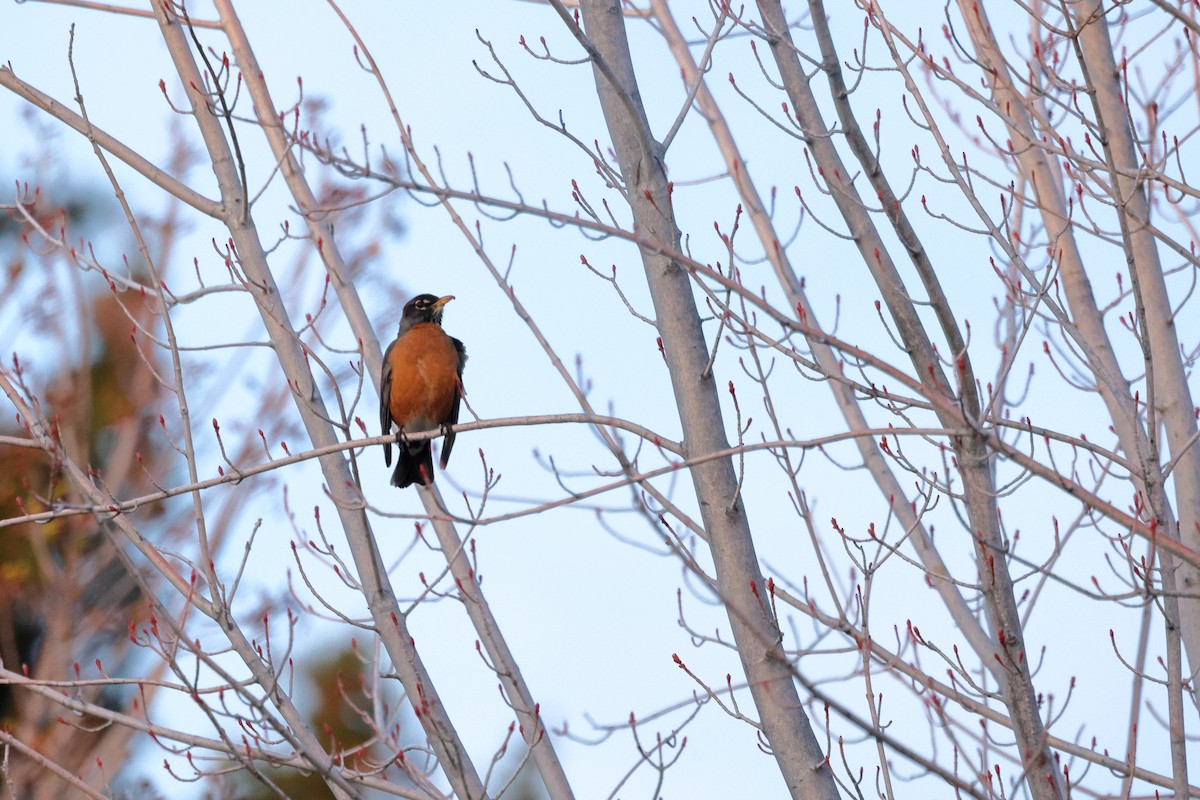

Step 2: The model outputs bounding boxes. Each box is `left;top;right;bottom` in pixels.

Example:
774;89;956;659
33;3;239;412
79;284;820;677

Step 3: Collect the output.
379;294;467;488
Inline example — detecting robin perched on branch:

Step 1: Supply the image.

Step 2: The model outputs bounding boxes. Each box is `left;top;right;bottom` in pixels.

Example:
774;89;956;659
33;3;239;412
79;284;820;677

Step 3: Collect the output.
379;294;467;488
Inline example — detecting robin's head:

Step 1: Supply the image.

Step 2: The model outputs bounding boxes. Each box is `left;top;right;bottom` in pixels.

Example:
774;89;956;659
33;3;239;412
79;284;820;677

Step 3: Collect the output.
400;294;454;330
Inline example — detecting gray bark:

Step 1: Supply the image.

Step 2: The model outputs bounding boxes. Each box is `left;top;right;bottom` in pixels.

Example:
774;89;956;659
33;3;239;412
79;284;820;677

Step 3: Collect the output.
216;3;573;796
757;2;1065;796
152;4;488;797
575;2;840;797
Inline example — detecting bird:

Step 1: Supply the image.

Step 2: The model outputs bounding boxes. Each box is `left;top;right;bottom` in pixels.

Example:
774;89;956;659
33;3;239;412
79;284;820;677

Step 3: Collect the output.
379;293;467;488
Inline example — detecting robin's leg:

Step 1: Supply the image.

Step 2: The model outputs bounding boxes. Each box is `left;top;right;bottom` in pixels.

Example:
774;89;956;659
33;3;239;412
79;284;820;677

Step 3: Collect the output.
395;426;407;448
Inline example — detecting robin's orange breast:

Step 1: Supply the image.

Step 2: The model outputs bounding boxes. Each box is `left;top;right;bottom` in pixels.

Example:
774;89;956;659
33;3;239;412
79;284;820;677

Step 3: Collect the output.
387;323;460;432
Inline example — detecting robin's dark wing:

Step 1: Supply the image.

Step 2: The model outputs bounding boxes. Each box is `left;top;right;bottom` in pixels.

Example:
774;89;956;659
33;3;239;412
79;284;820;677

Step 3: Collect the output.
439;337;468;469
380;338;396;468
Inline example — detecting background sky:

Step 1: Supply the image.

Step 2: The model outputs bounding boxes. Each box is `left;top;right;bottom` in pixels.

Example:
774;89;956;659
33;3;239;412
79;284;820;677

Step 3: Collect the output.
1;1;1190;798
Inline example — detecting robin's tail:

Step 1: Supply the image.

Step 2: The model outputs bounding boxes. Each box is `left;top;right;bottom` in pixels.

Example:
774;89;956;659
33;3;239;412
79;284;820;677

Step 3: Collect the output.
391;442;434;488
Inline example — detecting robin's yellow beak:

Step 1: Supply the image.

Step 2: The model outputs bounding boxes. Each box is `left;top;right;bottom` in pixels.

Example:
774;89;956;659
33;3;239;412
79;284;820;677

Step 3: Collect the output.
433;295;455;310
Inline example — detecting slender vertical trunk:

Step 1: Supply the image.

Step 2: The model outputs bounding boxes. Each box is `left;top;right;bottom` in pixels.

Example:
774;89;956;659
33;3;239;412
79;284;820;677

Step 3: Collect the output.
758;2;1065;795
575;2;840;797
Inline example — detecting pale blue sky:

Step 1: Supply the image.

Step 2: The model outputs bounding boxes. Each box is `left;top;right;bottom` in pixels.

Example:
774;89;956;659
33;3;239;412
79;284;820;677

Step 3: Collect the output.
1;2;1188;798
